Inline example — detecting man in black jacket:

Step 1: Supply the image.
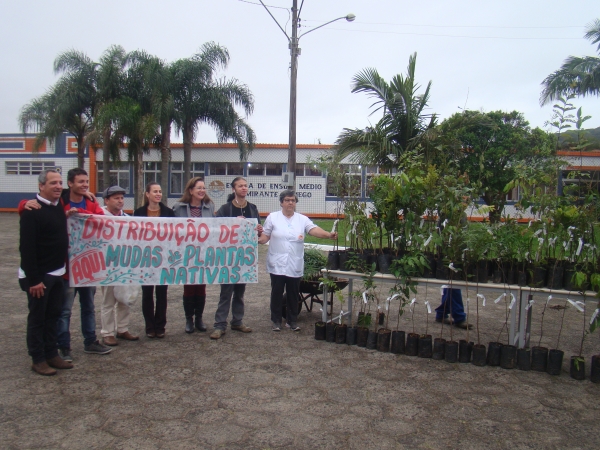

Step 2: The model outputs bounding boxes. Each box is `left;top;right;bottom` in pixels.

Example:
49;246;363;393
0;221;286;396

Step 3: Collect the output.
210;177;263;339
19;169;75;375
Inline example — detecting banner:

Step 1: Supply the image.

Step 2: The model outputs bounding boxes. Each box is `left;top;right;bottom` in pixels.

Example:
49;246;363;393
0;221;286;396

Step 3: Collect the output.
67;215;259;287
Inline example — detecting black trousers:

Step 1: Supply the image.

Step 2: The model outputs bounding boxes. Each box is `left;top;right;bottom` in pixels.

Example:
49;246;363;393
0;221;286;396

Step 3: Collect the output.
141;285;168;334
270;274;300;326
20;274;64;364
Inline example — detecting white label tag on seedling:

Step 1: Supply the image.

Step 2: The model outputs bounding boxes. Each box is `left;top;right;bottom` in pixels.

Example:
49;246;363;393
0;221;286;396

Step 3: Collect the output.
590;308;600;325
420;219;424;229
362;292;368;304
449;263;459;272
534;229;542;237
526;299;534;311
425;300;431;314
567;298;585;312
576;238;584;256
494;293;506;304
339;310;343;324
509;295;516;310
331;219;338;234
546;295;553;305
442;219;448;228
440;285;449;296
477;293;486;306
409;298;416;311
424;235;432;247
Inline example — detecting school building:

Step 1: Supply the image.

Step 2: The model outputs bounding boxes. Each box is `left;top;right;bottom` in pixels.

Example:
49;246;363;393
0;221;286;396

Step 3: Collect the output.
1;132;598;218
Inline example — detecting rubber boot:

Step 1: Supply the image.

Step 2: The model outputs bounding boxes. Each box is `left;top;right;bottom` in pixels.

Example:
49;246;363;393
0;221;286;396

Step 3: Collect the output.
183;296;195;333
194;295;207;332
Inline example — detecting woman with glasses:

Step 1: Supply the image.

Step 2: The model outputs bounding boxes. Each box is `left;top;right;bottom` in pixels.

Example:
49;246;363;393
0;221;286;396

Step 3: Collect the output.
172;177;215;334
258;189;337;332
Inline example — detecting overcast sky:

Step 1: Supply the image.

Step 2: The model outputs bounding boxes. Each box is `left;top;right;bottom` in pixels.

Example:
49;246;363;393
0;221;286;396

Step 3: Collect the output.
1;0;599;145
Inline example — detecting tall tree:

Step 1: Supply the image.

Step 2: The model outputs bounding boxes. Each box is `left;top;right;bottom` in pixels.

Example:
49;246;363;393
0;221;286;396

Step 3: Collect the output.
117;51;162;207
20;50;97;168
335;53;437;169
94;46;129;190
439;110;554;223
540;19;600;105
172;42;255;181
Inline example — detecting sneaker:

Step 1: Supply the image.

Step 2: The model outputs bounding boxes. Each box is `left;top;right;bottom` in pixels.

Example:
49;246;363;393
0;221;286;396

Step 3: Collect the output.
84;340;113;355
290;324;301;332
272;324;281;332
231;324;252;333
210;329;225;340
59;348;73;362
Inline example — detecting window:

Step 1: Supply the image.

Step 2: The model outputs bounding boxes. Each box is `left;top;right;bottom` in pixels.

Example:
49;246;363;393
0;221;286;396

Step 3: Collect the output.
170;162;205;194
5;161;55;175
144;162;162;187
228;162;244;175
365;166;388;198
96;162;131;193
0;141;24;150
562;170;600;196
327;164;361;197
295;163;323;177
208;162;243;176
248;163;283;176
265;163;282;176
209;163;226;176
248;163;264;176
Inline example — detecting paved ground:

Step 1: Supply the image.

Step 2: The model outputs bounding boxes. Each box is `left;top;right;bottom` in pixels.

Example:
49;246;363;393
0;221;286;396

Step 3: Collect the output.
0;212;598;449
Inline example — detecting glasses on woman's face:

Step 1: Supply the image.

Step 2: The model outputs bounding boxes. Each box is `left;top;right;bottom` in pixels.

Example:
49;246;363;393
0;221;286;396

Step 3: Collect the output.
283;198;296;203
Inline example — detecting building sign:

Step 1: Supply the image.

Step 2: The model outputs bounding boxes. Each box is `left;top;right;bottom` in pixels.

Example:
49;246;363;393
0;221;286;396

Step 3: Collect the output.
67;215;258;287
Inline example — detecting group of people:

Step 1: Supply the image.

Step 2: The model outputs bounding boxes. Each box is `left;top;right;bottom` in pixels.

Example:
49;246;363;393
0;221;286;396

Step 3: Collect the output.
19;168;337;376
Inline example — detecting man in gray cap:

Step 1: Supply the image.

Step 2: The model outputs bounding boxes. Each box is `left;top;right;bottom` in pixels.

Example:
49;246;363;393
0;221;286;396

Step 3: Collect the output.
99;186;139;346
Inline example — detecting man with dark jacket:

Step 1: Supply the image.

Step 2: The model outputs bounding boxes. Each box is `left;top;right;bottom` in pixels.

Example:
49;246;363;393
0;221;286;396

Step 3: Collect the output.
210;177;263;339
19;169;74;375
20;168;111;360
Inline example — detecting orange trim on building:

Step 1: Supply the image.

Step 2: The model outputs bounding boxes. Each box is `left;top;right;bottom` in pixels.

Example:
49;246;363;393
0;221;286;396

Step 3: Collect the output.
558;150;600;157
169;143;334;150
565;166;600;170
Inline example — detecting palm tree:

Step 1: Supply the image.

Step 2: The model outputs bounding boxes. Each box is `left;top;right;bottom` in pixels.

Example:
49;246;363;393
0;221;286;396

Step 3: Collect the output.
172;42;256;181
115;51;163;207
335;52;437;169
540;19;600;105
20;50;97;168
95;46;129;190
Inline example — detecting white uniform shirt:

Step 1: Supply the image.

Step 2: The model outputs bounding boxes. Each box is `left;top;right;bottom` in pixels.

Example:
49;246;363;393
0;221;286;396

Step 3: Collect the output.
263;211;316;278
101;206;128;217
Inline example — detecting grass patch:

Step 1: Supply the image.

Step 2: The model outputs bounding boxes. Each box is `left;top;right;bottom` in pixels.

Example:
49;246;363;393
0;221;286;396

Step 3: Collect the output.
305;219;346;246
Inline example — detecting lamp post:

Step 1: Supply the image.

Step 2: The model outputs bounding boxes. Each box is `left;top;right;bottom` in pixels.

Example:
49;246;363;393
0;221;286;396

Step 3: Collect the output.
259;0;355;188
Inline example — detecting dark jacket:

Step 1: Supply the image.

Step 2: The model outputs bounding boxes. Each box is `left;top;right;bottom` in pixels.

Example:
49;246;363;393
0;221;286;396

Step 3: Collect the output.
19;200;68;287
133;202;176;218
215;201;261;223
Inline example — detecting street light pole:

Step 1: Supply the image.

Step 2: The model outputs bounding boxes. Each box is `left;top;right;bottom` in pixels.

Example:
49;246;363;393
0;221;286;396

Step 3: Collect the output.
288;0;299;188
258;1;355;189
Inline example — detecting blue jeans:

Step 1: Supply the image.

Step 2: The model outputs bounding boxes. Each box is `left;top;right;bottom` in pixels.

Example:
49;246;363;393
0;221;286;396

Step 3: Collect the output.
214;284;246;331
435;288;466;323
57;286;97;348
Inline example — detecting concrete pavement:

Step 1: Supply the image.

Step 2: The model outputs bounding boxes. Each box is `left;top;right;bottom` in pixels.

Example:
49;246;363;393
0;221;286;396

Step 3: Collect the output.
0;212;597;449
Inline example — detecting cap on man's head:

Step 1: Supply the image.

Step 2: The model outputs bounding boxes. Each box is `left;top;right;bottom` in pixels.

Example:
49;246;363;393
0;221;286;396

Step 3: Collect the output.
103;185;126;199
